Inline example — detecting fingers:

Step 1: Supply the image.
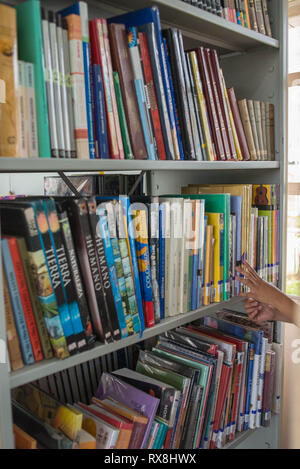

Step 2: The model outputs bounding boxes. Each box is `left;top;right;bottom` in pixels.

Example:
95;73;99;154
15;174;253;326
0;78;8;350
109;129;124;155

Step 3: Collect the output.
235;276;254;289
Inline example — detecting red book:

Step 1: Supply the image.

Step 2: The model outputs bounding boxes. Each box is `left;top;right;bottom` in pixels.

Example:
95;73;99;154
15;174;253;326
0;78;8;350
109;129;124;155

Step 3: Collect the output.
210;50;237;160
77;402;133;449
138;31;167;161
205;48;231;161
196;47;226;161
6;237;43;362
89;19;120;159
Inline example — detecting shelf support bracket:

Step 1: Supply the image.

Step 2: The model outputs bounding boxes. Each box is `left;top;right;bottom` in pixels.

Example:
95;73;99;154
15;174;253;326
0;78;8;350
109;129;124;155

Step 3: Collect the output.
57;171;82;198
128;170;146;196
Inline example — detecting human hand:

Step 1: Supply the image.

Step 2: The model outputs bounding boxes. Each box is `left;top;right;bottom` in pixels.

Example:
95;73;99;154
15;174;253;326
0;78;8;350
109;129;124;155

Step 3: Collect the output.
235;261;279;306
243;298;280;323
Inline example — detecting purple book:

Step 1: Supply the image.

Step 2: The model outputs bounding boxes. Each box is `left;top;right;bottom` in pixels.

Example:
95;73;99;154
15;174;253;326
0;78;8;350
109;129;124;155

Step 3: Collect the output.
96;372;159;448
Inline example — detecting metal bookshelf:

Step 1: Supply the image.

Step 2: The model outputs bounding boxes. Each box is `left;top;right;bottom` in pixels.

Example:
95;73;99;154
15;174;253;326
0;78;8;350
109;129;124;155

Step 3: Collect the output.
0;0;287;451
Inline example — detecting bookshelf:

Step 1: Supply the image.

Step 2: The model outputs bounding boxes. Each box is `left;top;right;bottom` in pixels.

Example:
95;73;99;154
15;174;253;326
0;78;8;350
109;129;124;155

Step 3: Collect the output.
0;0;287;450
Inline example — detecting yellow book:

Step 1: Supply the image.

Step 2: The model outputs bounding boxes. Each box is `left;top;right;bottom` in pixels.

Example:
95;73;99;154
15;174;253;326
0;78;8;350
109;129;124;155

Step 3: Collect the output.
12;384;82;441
204;225;213;306
189;51;215;161
0;4;19;157
220;69;243;161
77;429;96;449
206;213;224;303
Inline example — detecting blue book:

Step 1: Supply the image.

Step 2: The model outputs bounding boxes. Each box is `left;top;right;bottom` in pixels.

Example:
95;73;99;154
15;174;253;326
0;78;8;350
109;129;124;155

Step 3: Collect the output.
201;216;208;307
96;195;143;334
2;238;34;365
230;196;242;294
32;200;76;355
96;205;128;339
108;7;175;160
163;38;184;160
134;79;156;160
159;203;166;319
42;199;86;351
59;1;95;159
92;64;109;159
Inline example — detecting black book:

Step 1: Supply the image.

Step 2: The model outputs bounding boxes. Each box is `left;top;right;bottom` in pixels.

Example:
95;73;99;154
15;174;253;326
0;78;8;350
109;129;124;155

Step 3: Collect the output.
87;198;123;341
56;201;96;349
43;199;88;352
65;198;112;343
164;28;195;160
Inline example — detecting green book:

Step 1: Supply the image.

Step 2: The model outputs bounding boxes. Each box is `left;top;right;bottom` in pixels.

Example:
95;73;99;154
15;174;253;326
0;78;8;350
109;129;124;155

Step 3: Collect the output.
153;417;168;449
113;71;134;159
16;0;51;158
16;237;53;360
165;194;231;301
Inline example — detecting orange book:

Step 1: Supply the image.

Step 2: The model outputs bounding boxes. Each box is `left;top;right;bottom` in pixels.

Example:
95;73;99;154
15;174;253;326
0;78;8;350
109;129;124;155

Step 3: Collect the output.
244;0;251;29
77;429;96;449
91;397;148;449
78;402;133;449
13;424;37;449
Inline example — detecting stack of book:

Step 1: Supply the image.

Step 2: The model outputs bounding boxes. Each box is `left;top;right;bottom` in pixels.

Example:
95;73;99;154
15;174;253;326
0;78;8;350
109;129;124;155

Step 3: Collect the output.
0;1;275;161
1;184;280;371
181;0;273;38
10;316;283;449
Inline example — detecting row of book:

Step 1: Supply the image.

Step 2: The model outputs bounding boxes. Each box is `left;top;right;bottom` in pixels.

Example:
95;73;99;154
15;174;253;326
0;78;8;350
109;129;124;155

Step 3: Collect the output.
1;183;280;370
0;1;275;161
11;315;283;449
181;0;273;38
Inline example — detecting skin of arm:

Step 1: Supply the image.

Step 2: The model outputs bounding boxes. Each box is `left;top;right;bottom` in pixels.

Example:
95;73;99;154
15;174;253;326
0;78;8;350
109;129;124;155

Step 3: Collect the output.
236;261;300;328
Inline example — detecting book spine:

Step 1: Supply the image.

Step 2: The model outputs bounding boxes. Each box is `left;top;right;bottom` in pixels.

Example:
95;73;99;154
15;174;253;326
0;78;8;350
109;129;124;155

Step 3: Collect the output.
131;207;155;327
113;71;134;160
7;237;43;362
2;239;34;365
244;0;251;28
189;51;215;161
0;4;19;157
16;238;53;360
43;199;87;351
48;11;66;158
65;14;89;159
163;38;185;160
254;0;266;34
261;0;272;37
18;60;28;158
34;201;77;355
92;64;109;159
95;19;119;159
148;200;161;323
16;2;51;157
3;269;24;371
62;18;77;158
115;201;141;333
102;18;124;159
238;99;257;160
79;2;96;159
268;103;275;161
24;62;39;158
138;23;174;160
138;31;167;161
159;203;166;319
56;14;72;158
261;101;267;161
248;0;258;31
197;47;226;161
98;201;131;338
57;207;95;348
254;100;264;160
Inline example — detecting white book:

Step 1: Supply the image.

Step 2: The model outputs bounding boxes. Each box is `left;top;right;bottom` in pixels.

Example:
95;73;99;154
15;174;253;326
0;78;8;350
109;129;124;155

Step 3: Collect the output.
160;200;171;317
56;15;72;158
169;198;182;316
41;9;59;158
182;200;192;314
49;11;65;157
73;404;120;449
256;337;268;427
272;342;283;414
17;60;28;158
24;62;38;157
249;352;260;429
237;341;249;433
176;198;185;315
62;17;76;158
66;14;89;159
